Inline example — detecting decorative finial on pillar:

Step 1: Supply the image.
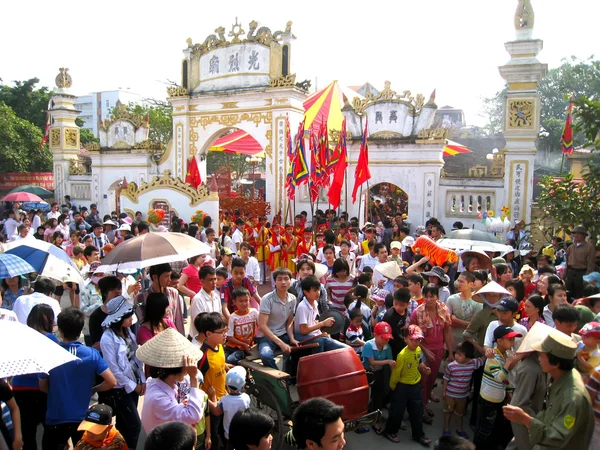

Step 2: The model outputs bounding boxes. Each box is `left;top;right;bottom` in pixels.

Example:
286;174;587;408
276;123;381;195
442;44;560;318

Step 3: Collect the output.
55;68;73;90
426;89;437;107
514;0;535;40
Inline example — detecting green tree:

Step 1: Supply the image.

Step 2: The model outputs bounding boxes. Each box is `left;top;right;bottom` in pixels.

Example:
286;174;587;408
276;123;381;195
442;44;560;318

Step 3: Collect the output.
206;152;253;183
0;78;52;130
536;94;600;241
482;57;600;152
75;118;99;145
121;101;173;145
0;103;52;172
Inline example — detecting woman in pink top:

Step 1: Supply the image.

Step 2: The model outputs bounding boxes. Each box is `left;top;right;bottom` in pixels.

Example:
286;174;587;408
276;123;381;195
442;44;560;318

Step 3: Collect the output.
43;218;58;242
326;258;354;311
177;255;207;299
136;293;176;376
410;283;454;421
65;230;84;257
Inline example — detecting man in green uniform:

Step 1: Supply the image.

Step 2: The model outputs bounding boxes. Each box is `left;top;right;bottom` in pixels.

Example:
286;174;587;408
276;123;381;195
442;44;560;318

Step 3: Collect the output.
503;332;594;449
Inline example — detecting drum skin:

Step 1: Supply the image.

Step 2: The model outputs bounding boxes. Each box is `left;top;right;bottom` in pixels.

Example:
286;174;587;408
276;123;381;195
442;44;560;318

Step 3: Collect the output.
296;347;369;420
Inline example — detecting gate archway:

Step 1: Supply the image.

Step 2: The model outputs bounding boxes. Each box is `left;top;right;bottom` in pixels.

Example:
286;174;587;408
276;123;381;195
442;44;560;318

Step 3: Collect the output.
367;182;409;222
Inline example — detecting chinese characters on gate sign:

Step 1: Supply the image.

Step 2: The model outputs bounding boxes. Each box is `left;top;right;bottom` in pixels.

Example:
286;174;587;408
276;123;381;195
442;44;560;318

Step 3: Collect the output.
209;56;219;74
248;51;259;70
277;118;286;211
229;53;240;72
423;175;435;223
512;163;525;221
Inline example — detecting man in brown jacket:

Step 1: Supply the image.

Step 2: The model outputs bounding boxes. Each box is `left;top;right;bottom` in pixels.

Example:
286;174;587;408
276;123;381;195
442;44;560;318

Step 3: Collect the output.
565;225;596;299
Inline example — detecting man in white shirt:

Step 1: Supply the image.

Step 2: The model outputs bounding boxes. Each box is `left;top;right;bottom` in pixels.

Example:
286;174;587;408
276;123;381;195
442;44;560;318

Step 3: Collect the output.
10;224;34;241
371;243;391;288
3;210;20;239
483;297;527;353
294;275;347;353
46;202;60;220
231;218;245;253
357;242;379;273
13;277;61;324
239;242;261;285
189;266;229;338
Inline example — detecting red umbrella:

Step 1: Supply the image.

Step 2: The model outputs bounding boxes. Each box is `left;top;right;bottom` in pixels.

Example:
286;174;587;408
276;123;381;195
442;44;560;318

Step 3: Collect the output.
1;192;44;202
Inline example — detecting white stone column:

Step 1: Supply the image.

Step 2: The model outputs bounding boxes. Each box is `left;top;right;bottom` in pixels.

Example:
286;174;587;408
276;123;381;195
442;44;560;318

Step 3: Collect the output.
499;25;547;224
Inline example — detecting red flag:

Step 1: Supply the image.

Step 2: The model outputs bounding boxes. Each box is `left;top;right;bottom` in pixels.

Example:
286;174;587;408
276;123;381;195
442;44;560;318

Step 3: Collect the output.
327;118;347;209
561;101;574;155
352;118;371;203
185;156;202;188
317;122;330;188
309;133;320;202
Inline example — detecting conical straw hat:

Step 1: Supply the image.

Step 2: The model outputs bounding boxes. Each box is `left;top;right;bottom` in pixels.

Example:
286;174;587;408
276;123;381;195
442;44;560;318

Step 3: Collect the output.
515;321;557;353
472;281;511;305
136;328;203;368
375;261;402;280
314;263;329;279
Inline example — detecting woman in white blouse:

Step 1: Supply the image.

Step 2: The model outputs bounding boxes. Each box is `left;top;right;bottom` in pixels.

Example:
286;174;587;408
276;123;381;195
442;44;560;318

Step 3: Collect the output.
100;295;146;449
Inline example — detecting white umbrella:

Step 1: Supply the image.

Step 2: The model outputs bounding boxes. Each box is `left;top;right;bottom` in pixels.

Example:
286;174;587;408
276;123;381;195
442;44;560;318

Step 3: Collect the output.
437;238;513;254
2;239;84;285
0;321;79;378
96;232;212;272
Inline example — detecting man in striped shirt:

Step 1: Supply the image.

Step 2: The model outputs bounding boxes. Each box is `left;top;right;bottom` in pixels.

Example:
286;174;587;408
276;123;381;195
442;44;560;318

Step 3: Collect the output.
442;341;484;439
473;325;520;449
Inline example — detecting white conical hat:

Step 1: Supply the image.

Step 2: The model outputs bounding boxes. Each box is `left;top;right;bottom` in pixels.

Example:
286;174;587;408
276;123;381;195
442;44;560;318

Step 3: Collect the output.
516;321;557;353
136;328;203;368
472;281;511;305
375;261;402;280
314;263;329;279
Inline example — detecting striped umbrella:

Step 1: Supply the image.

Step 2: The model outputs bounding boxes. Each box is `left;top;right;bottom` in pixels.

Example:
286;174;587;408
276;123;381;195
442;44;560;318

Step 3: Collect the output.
209;130;265;156
303;81;344;134
443;140;473;157
0;253;35;278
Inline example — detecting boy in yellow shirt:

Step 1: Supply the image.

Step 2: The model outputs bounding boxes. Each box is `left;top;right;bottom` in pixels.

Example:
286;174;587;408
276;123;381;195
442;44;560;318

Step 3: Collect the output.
381;325;432;446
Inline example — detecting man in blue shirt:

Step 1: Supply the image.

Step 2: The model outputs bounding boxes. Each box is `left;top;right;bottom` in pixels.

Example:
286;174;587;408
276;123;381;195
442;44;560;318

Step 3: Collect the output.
40;308;116;449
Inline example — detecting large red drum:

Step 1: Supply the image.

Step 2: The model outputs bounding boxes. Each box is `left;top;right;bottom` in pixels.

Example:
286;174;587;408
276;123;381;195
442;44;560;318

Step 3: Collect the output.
296;347;369;420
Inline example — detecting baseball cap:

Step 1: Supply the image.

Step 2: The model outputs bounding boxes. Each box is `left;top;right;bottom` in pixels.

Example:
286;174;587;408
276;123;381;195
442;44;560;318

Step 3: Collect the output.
374;322;394;340
531;332;577;359
493;325;523;341
226;366;247;391
408;324;424;341
222;247;235;256
494;296;519;313
78;404;113;433
390;241;402;250
579;321;600;338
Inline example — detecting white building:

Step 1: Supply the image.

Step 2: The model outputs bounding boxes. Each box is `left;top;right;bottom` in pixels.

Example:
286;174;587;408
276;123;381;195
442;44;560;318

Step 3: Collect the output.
74;89;143;136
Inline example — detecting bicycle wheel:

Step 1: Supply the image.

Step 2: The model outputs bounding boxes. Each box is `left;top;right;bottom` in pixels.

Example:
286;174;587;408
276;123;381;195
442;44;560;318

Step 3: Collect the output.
248;384;285;450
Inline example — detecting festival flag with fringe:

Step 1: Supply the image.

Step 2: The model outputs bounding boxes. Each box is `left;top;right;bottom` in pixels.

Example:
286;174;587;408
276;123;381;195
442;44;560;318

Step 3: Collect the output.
316;121;329;188
309;132;320;202
561;101;574;155
327;118;348;209
285;116;295;199
293;120;309;187
352;118;371;203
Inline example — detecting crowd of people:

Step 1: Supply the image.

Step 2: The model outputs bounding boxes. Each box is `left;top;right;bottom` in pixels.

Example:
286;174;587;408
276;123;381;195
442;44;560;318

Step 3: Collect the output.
1;197;600;450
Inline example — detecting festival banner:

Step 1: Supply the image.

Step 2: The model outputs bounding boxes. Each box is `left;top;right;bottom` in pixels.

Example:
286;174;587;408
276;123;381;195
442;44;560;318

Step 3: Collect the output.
0;173;54;190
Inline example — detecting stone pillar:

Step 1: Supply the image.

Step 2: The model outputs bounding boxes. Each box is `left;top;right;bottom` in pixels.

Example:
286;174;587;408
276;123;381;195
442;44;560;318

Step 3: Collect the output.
499;1;547;225
49;68;81;203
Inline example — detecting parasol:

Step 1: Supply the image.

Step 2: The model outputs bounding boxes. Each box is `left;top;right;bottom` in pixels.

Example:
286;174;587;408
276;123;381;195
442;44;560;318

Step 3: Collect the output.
0;253;36;279
1;192;43;202
209;130;265;156
8;184;54;199
443;140;473;158
2;239;83;285
96;231;212;272
303;81;344;133
438;238;513;254
446;229;503;243
0;321;79;378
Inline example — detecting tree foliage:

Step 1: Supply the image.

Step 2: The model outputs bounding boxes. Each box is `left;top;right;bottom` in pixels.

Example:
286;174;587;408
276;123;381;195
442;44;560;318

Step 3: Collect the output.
0;78;52;130
75;118;99;145
483;57;600;152
206;152;251;183
121;101;173;145
536;94;600;241
0;103;51;172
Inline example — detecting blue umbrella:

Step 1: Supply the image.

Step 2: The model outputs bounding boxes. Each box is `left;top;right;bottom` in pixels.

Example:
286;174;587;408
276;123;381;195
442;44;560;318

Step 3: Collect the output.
2;239;82;284
21;201;51;212
0;253;35;278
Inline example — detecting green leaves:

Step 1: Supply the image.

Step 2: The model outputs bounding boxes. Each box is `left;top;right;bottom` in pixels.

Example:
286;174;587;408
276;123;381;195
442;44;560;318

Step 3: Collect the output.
0;103;50;172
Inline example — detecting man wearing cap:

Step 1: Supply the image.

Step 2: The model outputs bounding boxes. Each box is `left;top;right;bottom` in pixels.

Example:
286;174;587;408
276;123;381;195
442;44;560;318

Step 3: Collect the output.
503;332;594;450
566;225;596;299
74;404;127;449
